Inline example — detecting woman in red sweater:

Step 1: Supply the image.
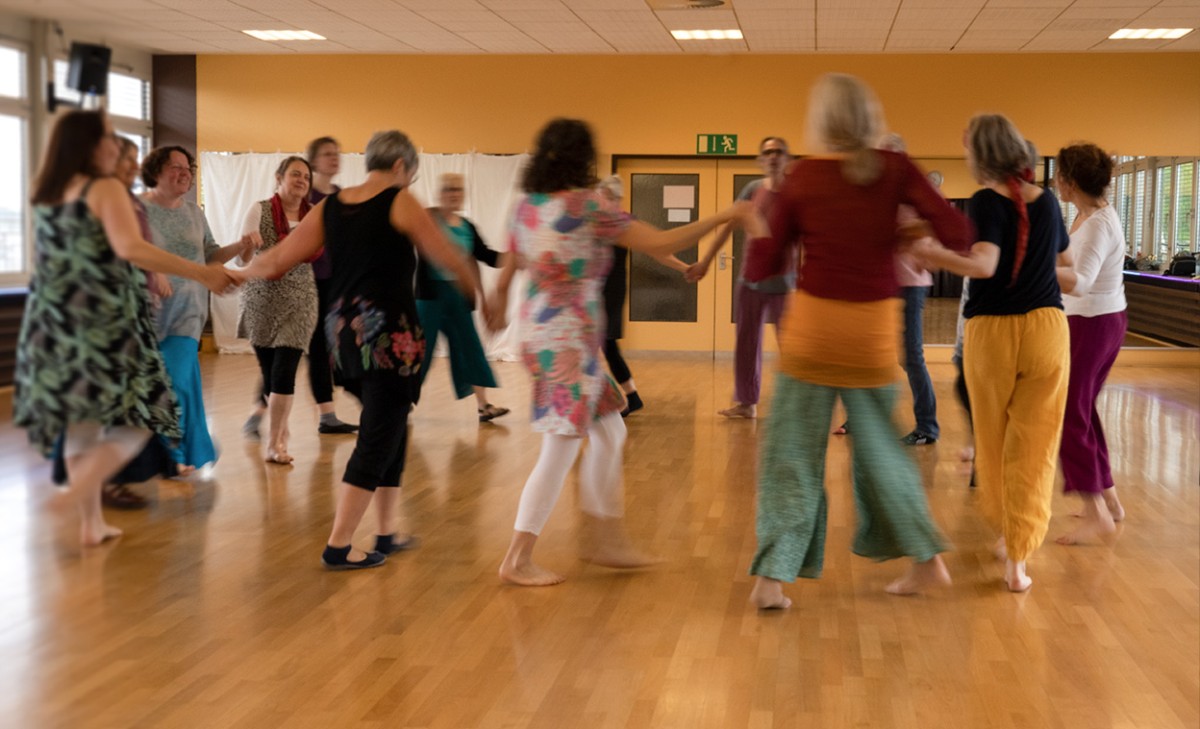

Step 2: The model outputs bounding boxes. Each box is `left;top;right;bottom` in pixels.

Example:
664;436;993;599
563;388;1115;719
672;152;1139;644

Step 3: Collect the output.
745;74;973;609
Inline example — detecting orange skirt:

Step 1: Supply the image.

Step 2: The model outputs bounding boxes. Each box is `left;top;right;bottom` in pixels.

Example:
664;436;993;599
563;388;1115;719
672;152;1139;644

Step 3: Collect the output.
778;289;902;389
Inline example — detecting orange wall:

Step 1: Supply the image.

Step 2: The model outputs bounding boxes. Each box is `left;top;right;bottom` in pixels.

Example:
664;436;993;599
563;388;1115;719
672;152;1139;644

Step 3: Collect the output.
197;53;1200;164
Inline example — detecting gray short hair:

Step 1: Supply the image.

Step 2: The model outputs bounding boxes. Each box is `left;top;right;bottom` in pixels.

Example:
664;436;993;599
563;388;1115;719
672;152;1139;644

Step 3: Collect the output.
365;130;419;174
597;175;623;199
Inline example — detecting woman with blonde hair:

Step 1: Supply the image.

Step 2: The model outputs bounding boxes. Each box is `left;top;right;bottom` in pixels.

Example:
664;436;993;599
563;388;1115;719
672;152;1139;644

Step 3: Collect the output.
914;114;1072;592
745;74;972;608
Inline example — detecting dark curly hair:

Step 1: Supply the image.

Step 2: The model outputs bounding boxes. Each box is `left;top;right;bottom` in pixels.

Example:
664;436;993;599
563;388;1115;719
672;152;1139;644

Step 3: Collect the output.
522;118;596;194
1056;143;1113;199
141;145;195;189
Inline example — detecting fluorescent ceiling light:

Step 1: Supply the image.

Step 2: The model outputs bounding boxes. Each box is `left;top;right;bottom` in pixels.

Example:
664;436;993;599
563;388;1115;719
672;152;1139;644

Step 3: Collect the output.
1108;28;1192;40
242;30;326;41
671;29;744;41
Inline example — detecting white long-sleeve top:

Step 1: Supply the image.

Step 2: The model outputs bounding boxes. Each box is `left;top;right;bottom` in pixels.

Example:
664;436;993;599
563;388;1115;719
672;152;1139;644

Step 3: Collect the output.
1063;205;1127;318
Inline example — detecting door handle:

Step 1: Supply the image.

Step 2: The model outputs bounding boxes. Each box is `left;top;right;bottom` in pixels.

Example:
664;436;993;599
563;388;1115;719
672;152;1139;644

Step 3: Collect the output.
719;251;734;271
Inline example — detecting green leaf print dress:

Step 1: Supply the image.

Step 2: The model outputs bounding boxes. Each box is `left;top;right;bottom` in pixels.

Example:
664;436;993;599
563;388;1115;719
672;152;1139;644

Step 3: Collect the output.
13;186;181;456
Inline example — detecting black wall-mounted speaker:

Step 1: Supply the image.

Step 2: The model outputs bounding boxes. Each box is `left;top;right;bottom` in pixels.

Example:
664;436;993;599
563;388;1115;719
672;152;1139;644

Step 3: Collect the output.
67;42;111;95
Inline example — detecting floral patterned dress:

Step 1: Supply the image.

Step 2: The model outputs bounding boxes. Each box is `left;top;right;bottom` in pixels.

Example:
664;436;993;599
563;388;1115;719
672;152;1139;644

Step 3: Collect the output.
14;187;181;456
508;189;631;436
321;187;426;402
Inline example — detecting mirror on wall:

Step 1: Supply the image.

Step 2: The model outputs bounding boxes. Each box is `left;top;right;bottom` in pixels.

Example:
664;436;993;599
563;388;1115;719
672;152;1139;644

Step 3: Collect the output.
909;156;1198;349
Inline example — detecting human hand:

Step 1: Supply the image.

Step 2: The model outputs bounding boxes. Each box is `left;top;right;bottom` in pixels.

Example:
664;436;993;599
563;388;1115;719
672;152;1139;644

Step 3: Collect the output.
239;231;263;260
908;238;942;272
148;272;173;299
733;200;768;239
486;293;508;332
685;260;709;283
203;263;240;295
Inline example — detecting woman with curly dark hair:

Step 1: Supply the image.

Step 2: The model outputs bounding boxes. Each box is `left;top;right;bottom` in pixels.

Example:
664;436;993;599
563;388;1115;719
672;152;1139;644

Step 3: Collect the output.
1052;143;1128;546
488;118;756;586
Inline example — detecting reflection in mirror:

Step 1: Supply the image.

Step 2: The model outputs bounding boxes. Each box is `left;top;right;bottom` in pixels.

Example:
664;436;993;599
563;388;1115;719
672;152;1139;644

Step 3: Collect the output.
908;156;1198;349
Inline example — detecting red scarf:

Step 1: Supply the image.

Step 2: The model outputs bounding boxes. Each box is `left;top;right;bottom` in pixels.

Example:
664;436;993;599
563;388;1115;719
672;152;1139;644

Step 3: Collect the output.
1005;176;1030;288
270;193;321;263
270;193;310;243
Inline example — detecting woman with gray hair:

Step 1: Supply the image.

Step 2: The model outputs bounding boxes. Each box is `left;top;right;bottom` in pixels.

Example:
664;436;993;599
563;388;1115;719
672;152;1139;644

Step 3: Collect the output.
744;74;972;608
233;130;483;570
913;114;1072;592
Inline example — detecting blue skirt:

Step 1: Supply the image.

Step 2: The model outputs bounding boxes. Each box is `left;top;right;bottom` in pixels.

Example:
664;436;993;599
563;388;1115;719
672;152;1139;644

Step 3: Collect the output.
160;335;217;468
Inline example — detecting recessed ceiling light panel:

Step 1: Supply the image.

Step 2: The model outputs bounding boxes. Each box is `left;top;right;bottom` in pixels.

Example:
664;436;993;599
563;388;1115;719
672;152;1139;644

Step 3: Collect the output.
1108;28;1192;40
671;29;744;40
242;30;326;41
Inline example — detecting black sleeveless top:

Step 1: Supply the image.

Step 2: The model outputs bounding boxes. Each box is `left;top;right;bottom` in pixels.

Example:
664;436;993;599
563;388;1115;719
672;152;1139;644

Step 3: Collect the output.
321;187;425;401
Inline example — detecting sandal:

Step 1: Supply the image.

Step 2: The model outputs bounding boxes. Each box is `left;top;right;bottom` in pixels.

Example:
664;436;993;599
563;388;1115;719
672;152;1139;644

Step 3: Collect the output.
101;483;148;510
478;404;510;422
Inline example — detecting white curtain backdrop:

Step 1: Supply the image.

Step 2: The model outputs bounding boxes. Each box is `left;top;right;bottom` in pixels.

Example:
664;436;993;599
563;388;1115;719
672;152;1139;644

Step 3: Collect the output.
198;151;530;361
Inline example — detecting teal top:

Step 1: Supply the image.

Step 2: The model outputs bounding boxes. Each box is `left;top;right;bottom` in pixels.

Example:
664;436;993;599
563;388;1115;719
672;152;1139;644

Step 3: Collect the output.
431;219;474;281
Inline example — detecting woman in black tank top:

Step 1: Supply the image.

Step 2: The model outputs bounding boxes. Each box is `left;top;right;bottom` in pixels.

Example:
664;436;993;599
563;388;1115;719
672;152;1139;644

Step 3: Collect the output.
235;130;486;571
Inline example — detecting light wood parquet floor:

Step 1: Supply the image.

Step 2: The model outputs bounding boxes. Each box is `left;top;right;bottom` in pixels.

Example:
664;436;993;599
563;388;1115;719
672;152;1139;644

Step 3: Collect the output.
0;352;1196;728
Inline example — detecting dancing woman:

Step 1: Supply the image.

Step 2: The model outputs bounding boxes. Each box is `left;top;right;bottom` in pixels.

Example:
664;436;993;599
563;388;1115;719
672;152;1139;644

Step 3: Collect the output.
914;114;1072;592
489;118;755;586
745;75;972;609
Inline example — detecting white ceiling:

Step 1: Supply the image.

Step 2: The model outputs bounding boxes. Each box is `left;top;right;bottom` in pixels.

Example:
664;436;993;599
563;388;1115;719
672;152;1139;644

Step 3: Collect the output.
1;0;1197;54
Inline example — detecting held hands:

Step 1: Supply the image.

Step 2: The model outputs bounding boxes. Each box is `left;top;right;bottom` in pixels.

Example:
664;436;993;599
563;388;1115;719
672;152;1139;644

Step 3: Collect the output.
732;200;768;239
684;260;710;283
202;263;241;296
908;238;944;272
238;231;264;261
486;292;508;333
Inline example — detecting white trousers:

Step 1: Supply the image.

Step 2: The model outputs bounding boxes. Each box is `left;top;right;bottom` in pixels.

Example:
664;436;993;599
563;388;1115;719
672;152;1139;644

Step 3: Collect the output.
513;412;627;535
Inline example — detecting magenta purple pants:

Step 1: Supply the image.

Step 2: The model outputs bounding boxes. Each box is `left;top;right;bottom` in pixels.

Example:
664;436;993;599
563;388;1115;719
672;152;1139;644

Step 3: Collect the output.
1060;310;1127;494
734;283;788;405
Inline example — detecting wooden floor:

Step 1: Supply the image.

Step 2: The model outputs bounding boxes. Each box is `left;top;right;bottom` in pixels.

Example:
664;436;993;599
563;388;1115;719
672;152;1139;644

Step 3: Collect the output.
0;352;1197;728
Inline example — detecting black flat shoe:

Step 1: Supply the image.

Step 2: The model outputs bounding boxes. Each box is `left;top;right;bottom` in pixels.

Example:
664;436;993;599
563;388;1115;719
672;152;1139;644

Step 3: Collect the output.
373;533;421;554
321;544;386;570
319;421;359;435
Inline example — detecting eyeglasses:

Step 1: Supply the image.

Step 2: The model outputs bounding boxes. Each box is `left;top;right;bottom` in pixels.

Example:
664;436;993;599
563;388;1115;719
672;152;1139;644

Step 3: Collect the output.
166;163;196;174
442;187;464;193
760;149;787;157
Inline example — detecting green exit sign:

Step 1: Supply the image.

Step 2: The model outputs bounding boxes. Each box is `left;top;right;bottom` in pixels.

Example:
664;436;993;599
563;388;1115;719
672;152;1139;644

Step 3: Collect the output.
697;134;738;155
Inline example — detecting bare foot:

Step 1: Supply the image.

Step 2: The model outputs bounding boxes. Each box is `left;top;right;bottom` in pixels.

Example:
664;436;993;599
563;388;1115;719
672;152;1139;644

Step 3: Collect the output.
81;522;123;547
586;544;659;569
1105;492;1126;522
885;555;952;596
265;448;293;465
749;577;792;609
718;403;756;419
499;560;566;586
992;537;1007;562
1056;511;1115;546
1005;559;1032;592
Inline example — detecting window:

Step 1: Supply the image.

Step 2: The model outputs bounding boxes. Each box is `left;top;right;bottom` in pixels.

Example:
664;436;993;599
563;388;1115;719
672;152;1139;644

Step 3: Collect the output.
1154;165;1173;261
0;46;24;99
1175;162;1194;255
0;114;26;273
0;44;28;276
1133;169;1146;256
107;71;150;121
53;61;151;121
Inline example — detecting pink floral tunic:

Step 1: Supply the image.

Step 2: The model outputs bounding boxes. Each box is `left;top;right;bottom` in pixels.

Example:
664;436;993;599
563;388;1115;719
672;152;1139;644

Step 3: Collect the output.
508;189;631;436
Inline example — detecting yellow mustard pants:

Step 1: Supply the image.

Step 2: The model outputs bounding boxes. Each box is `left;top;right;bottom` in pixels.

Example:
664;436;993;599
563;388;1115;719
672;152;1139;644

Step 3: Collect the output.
964;307;1069;563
